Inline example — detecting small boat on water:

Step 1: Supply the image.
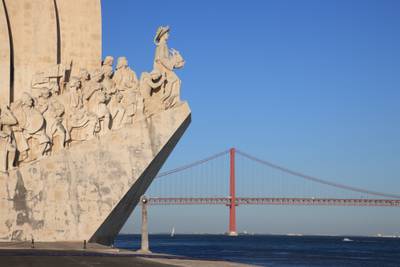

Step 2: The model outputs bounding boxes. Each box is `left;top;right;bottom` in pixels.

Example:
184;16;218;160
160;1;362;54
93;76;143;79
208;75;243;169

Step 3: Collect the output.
171;227;175;237
343;238;353;242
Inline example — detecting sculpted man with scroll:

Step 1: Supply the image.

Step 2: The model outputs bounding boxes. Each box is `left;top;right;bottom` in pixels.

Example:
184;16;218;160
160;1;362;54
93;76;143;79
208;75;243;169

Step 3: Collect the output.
153;26;185;109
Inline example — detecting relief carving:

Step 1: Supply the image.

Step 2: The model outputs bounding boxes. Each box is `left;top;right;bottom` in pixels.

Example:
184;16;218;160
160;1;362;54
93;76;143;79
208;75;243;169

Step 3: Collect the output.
0;26;186;172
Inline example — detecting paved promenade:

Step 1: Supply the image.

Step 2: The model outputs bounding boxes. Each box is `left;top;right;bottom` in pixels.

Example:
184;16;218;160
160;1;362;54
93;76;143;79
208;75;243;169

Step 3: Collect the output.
0;242;253;267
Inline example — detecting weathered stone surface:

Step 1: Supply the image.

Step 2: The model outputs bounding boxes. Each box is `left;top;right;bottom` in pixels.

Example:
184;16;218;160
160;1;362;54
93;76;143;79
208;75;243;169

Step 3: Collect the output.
0;1;10;105
4;0;58;101
0;0;102;102
0;0;189;246
0;103;191;244
56;0;102;76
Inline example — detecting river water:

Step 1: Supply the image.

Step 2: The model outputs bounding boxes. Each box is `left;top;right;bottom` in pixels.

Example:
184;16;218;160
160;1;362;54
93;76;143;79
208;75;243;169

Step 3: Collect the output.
115;234;400;266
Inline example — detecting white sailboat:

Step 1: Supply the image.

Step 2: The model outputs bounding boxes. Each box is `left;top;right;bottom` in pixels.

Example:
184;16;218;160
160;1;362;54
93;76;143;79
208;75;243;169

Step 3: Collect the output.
171;227;175;237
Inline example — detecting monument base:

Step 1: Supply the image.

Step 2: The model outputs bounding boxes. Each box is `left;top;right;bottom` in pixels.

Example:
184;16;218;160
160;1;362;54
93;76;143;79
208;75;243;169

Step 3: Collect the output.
0;103;191;245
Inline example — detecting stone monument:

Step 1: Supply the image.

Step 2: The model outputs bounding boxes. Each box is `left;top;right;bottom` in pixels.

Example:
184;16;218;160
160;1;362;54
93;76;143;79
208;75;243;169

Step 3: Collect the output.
0;1;190;245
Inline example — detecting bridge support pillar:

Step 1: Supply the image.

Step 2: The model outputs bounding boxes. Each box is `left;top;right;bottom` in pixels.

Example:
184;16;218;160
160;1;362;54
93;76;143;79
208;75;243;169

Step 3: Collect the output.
137;196;151;253
228;148;238;236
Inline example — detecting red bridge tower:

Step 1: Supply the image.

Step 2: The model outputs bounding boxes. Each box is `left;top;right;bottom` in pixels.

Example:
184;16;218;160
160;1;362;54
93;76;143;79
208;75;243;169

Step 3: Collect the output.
228;148;238;236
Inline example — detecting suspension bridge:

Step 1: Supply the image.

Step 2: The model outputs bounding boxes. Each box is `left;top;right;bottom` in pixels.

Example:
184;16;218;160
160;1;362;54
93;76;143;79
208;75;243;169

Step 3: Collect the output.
144;148;400;236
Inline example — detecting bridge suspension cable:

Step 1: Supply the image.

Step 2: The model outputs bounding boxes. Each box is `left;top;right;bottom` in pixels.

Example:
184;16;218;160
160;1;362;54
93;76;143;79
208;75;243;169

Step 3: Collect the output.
235;149;400;199
156;149;230;178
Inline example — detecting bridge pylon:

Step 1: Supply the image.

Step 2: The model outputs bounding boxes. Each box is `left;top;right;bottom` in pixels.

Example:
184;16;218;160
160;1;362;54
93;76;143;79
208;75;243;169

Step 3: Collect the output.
228;148;238;236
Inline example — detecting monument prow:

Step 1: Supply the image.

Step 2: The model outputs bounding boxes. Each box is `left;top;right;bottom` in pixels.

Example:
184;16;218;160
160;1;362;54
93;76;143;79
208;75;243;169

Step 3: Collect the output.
0;1;189;245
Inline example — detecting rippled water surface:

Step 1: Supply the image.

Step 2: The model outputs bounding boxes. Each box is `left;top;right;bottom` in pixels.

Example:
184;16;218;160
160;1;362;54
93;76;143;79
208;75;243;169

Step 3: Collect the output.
115;234;400;267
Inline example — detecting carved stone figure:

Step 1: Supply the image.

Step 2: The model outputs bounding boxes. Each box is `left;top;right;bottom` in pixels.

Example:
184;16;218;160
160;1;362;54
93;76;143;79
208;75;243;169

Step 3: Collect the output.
36;89;69;151
11;93;51;162
102;65;117;96
79;68;91;92
85;70;111;135
109;92;126;130
113;57;139;123
94;89;111;135
140;70;166;117
153;26;185;109
113;57;138;91
102;56;114;70
66;77;97;142
85;70;104;110
0;106;17;173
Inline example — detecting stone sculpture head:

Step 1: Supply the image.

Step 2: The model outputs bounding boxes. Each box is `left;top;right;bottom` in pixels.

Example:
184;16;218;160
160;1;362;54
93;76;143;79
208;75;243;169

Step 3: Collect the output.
116;57;128;70
103;56;114;67
98;91;107;104
154;26;170;44
40;88;52;99
150;69;162;81
21;93;34;107
80;69;90;81
68;77;81;90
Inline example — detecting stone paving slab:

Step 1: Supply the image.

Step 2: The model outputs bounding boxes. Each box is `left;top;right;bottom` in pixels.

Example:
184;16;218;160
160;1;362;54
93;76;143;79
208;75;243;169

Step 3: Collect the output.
0;242;256;267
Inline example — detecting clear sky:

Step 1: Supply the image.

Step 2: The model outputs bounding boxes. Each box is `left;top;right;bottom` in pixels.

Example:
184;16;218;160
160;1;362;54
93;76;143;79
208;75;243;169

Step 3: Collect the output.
101;0;400;236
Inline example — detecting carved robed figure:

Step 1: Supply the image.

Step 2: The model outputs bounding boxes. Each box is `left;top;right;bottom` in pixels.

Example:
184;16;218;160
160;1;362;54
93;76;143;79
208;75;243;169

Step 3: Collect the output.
153;26;185;109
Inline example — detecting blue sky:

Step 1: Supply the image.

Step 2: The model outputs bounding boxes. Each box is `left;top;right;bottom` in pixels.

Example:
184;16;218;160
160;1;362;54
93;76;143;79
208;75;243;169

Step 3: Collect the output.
102;0;400;235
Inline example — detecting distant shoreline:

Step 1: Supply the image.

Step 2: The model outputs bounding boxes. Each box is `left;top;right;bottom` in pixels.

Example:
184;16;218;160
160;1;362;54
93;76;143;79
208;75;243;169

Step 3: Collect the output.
118;233;400;238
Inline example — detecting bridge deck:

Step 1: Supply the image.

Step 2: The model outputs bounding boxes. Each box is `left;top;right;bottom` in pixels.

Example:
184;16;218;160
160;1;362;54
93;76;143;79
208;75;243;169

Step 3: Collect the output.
148;197;400;207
